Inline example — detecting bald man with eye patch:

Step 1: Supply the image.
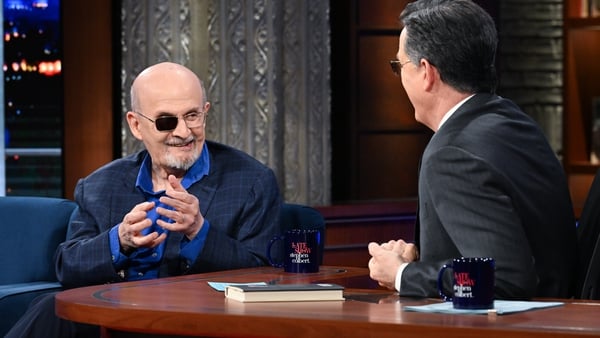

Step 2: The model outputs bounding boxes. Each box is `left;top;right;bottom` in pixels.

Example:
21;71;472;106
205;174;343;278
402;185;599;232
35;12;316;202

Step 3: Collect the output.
6;62;283;338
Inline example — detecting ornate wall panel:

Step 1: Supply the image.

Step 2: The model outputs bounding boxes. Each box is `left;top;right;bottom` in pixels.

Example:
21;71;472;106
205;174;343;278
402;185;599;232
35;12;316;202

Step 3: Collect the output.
120;0;194;154
120;0;331;205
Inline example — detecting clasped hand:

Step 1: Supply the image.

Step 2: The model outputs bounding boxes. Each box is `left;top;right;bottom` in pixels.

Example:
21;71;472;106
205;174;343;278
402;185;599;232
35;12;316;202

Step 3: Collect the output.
368;239;419;290
118;175;203;253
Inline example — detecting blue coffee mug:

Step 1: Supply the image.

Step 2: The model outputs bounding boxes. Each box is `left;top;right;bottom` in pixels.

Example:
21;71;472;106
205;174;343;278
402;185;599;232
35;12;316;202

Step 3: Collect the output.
437;257;495;309
266;229;320;273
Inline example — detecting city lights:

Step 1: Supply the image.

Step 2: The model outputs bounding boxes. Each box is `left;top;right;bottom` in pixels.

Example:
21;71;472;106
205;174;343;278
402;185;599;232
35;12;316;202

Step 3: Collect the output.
2;0;63;196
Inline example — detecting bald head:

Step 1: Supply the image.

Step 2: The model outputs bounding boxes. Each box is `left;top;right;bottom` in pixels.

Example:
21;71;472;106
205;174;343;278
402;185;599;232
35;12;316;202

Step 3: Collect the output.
126;62;210;175
130;62;207;113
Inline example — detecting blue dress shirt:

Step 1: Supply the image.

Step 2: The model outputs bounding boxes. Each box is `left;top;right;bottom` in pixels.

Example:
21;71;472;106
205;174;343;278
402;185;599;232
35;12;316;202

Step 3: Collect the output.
110;144;211;280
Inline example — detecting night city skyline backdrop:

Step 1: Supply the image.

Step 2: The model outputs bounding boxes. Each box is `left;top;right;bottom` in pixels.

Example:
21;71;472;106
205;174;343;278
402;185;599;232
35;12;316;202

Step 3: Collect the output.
2;0;63;196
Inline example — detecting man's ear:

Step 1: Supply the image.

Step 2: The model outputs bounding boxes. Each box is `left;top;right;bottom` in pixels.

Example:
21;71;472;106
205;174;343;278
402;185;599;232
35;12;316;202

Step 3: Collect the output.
126;111;143;141
421;59;439;92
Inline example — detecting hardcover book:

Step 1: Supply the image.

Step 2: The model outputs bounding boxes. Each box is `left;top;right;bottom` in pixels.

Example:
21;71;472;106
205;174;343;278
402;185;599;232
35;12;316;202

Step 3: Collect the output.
224;283;345;303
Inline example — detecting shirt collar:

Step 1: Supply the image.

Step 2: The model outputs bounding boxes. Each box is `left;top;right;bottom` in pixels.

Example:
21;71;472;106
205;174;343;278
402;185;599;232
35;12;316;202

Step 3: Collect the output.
136;142;210;194
437;94;476;130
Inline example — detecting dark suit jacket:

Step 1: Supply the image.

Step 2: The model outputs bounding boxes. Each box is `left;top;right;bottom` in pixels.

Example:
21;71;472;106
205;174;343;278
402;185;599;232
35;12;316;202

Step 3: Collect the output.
401;93;577;299
55;141;282;288
576;167;600;299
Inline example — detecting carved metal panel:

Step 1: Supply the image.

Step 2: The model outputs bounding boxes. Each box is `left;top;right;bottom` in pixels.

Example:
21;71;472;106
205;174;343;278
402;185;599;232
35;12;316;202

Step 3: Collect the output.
120;0;193;155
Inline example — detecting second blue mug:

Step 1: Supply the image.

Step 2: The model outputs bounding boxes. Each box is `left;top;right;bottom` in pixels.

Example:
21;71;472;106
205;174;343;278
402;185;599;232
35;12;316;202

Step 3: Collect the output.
266;229;321;273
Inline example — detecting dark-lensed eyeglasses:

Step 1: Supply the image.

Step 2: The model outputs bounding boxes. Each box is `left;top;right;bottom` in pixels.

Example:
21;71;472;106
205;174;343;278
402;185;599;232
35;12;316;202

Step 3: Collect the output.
389;59;411;76
135;110;207;132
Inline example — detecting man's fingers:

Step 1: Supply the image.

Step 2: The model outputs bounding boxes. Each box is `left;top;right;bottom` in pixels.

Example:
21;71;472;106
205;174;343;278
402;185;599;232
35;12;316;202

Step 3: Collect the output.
167;174;186;192
368;242;382;255
133;231;167;248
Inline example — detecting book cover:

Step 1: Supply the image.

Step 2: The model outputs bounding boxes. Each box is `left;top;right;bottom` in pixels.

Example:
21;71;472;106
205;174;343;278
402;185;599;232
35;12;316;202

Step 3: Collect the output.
224;283;345;303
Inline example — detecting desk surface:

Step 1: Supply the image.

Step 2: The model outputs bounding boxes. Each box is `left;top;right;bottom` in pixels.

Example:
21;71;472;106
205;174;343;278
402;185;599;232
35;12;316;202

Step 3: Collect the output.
56;266;600;338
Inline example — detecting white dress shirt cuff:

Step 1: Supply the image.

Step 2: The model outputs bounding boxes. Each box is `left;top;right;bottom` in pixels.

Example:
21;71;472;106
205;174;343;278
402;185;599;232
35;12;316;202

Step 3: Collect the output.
395;262;409;292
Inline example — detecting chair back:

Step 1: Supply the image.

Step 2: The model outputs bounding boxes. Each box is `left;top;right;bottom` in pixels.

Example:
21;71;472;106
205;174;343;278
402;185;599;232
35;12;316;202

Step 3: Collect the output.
577;168;600;299
279;203;326;264
0;196;77;284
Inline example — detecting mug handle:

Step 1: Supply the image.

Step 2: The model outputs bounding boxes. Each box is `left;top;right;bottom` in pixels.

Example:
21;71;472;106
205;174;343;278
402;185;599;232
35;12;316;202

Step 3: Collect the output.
437;263;453;301
266;235;284;268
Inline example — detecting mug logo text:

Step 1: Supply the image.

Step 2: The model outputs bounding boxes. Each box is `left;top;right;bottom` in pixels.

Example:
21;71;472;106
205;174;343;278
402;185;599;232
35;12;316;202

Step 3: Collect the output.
455;272;475;286
292;242;311;254
290;242;311;264
454;272;475;298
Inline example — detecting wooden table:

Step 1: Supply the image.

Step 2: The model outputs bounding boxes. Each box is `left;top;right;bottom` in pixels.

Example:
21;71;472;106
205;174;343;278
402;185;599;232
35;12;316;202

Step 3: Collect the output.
55;266;600;338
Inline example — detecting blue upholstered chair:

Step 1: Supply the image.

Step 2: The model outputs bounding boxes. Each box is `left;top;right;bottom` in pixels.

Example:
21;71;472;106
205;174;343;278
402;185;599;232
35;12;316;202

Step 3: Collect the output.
0;196;77;336
279;203;326;264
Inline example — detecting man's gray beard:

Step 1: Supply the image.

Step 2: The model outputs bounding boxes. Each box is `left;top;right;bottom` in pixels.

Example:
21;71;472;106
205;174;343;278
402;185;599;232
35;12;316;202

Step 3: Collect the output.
164;150;200;171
